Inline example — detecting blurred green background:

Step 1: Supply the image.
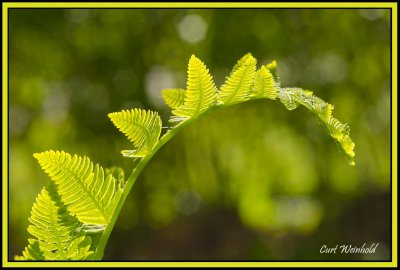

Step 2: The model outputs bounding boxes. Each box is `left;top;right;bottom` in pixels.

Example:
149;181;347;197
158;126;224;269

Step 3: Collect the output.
9;8;391;260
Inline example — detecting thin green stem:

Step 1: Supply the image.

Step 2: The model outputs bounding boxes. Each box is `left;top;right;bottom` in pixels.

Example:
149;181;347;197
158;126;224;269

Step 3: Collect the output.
92;96;267;260
92;117;195;259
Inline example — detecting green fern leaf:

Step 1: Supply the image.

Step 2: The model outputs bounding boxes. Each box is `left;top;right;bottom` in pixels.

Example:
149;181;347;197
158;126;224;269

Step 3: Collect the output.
109;109;162;157
172;55;217;119
162;88;186;109
231;53;254;74
103;166;124;217
15;241;44;260
293;89;334;121
16;185;93;260
278;87;301;110
218;55;257;105
327;117;355;164
34;151;124;225
278;87;355;165
327;117;349;139
252;65;277;99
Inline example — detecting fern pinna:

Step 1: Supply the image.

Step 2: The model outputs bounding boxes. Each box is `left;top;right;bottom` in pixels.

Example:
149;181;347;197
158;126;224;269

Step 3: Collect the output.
16;53;355;260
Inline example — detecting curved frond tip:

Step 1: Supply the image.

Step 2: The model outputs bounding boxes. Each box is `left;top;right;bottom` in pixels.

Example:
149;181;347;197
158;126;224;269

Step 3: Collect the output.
278;87;355;165
327;117;355;164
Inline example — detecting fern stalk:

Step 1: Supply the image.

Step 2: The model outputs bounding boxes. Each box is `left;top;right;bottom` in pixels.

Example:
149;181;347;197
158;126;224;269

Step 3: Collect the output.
93;93;293;259
93;117;196;259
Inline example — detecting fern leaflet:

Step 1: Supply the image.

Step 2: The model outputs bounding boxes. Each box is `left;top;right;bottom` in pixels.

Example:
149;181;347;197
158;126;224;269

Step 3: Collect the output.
162;88;186;109
34;151;124;225
109;109;162;157
172;55;217;120
231;52;254;74
218;54;257;105
252;65;277;99
327;117;355;163
15;184;93;260
15;241;44;261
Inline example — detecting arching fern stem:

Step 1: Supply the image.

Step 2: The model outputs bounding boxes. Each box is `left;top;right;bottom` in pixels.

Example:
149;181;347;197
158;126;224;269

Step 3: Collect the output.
94;113;192;259
93;96;266;260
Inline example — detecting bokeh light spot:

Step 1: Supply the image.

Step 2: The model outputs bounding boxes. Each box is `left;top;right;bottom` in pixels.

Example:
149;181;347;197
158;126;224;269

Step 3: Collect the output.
177;14;208;44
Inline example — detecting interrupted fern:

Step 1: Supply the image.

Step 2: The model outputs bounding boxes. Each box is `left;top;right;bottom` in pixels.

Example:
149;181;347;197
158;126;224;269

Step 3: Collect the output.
17;53;356;261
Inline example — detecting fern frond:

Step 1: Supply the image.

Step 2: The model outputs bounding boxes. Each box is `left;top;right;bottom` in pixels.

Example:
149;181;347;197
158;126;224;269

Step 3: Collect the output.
327;117;350;139
278;87;355;165
278;87;301;110
34;151;124;225
231;53;253;74
15;241;44;260
16;185;93;260
327;117;355;163
218;55;257;105
108;109;162;157
172;55;217;119
162;88;186;109
289;89;334;121
252;66;277;99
